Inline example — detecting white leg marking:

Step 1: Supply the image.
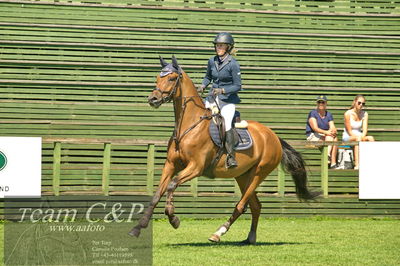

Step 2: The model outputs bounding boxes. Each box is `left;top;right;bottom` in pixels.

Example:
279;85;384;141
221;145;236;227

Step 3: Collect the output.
214;225;228;237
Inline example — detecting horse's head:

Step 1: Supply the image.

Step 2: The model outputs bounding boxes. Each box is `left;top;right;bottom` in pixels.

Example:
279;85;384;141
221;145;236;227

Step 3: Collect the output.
148;56;182;108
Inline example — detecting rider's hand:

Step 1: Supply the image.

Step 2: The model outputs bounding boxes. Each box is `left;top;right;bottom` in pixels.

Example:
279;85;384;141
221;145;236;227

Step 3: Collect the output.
213;88;225;95
197;85;205;93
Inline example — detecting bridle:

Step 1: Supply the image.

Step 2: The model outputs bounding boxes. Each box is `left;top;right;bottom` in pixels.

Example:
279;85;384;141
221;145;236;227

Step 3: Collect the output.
153;71;212;151
154;73;181;104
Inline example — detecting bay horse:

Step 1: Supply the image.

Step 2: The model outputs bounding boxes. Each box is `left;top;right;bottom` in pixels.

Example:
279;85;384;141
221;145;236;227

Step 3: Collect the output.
129;56;319;244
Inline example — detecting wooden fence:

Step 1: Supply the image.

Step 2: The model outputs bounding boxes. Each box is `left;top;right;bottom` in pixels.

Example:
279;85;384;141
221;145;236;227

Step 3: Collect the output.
45;137;358;197
41;137;400;218
42;137;348;196
0;0;399;217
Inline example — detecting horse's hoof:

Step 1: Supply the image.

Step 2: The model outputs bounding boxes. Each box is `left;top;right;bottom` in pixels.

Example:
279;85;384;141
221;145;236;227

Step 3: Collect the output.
208;234;220;242
169;216;180;229
239;239;256;245
128;226;141;238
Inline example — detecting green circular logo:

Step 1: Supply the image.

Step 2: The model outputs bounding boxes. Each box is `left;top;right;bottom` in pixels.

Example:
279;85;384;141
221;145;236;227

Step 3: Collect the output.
0;151;7;171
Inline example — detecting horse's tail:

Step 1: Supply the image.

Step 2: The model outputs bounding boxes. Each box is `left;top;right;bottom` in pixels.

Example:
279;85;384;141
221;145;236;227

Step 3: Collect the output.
279;137;320;200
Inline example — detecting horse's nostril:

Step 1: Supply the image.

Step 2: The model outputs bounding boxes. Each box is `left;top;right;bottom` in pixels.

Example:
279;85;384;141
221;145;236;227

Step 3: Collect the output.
148;96;160;107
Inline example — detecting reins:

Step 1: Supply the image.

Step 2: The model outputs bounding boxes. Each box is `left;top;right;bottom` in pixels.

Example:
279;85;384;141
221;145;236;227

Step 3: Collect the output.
158;73;212;151
153;69;229;172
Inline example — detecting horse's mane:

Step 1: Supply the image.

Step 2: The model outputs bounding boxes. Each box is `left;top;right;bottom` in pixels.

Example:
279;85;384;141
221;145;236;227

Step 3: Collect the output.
181;71;196;91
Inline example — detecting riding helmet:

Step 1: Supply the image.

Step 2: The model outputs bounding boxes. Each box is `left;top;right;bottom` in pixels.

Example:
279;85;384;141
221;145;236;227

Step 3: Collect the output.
213;32;234;52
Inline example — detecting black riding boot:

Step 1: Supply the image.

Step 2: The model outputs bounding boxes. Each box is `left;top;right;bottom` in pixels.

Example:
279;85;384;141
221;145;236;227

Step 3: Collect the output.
225;129;238;168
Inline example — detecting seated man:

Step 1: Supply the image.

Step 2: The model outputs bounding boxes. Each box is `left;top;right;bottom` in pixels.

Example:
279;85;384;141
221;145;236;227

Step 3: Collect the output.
306;95;339;169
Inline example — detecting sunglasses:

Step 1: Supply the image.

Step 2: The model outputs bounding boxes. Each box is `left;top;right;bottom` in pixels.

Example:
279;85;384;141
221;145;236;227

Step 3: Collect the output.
317;101;326;104
357;101;366;106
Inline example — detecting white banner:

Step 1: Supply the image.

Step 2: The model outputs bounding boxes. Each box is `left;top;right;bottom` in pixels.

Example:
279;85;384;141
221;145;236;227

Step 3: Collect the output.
359;141;400;199
0;137;42;197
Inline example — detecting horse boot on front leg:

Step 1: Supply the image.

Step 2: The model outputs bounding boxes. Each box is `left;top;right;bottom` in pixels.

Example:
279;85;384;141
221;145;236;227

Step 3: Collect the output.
225;129;238;168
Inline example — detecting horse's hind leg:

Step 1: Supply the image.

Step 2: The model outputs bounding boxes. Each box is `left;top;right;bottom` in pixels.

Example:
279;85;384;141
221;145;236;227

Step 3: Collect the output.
234;175;262;244
243;194;261;244
209;164;274;244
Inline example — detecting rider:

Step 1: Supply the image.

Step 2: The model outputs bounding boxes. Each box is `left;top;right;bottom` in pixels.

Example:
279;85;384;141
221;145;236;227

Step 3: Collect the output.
198;32;242;168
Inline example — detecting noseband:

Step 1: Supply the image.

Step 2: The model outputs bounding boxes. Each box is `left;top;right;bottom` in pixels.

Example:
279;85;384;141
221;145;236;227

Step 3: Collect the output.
154;74;181;104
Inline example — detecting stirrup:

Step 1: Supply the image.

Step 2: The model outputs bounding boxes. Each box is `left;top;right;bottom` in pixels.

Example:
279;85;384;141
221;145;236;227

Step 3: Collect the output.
226;155;238;169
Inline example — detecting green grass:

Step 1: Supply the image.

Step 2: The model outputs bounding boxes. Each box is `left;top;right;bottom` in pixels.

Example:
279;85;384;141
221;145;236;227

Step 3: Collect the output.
153;217;400;266
0;217;399;265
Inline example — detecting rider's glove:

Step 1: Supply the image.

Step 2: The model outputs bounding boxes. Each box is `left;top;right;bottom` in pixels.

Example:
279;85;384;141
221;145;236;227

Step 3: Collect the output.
213;88;225;95
197;85;205;93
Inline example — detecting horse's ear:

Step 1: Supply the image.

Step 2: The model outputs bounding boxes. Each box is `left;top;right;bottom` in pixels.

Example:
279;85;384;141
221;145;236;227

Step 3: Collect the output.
171;55;179;70
159;56;168;67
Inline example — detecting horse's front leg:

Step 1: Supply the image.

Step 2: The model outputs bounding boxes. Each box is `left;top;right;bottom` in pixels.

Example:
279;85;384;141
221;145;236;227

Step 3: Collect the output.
164;163;202;229
129;160;176;237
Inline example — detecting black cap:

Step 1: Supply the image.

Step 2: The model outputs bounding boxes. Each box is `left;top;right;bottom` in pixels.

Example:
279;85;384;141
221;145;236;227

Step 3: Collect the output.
316;95;328;102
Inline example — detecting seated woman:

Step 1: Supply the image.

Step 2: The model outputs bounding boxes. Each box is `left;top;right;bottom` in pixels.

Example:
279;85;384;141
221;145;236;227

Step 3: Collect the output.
343;94;375;170
306;95;339;169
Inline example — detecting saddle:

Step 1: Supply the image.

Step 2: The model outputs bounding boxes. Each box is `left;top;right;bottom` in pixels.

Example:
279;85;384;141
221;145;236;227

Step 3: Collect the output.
209;111;253;151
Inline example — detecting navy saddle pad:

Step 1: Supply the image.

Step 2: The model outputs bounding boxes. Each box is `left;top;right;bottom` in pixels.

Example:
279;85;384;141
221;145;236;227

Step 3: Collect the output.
209;121;253;151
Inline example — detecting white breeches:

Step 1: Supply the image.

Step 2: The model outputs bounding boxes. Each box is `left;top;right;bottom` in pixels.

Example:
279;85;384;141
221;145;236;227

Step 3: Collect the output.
206;98;235;131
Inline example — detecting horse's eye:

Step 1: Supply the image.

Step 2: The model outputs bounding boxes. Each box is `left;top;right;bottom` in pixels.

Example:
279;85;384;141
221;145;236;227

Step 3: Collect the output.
168;77;177;82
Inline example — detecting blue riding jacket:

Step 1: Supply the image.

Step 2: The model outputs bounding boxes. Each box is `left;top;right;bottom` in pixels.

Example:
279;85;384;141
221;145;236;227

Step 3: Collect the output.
201;55;242;104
